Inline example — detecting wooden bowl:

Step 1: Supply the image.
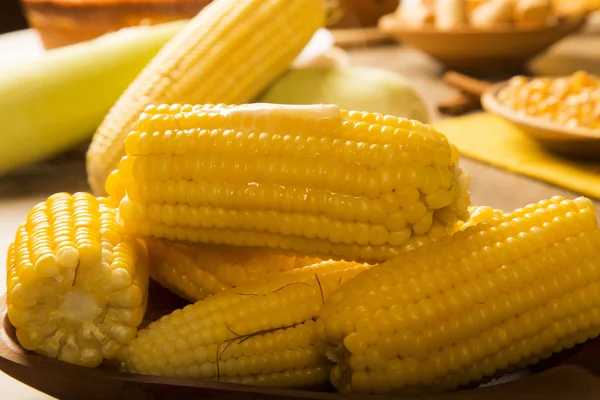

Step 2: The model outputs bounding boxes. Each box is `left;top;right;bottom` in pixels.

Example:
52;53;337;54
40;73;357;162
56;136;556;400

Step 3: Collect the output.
21;0;212;49
378;14;587;73
3;284;600;399
328;0;398;29
481;81;600;158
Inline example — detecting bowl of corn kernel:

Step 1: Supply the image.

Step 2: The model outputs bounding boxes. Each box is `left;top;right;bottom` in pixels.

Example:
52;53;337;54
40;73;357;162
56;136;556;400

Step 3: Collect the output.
482;71;600;157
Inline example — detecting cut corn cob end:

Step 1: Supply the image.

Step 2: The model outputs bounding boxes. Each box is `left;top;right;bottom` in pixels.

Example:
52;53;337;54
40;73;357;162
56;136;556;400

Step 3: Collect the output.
115;102;471;263
121;260;370;386
6;193;149;367
317;196;600;394
148;240;299;302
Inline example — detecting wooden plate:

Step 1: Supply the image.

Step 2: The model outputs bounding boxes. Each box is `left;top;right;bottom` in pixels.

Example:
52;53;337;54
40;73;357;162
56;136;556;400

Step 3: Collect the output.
481;81;600;158
0;285;343;400
2;283;600;400
378;14;587;74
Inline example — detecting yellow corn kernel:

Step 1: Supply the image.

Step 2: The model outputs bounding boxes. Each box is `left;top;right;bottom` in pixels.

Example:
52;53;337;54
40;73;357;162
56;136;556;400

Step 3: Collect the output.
317;196;600;393
115;103;471;263
105;169;127;203
6;193;148;367
148;239;300;302
455;205;503;231
121;261;370;386
86;0;326;195
498;71;600;130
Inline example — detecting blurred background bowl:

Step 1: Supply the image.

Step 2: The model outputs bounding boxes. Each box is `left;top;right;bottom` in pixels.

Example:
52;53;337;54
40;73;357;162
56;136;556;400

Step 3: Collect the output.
481;80;600;158
378;13;588;74
20;0;212;49
20;0;402;50
328;0;399;29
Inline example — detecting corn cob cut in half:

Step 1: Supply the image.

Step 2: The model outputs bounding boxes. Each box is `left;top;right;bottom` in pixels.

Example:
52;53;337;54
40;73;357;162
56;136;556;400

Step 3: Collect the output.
115;103;471;263
86;0;326;195
148;239;300;302
121;260;370;386
6;193;149;367
317;196;600;394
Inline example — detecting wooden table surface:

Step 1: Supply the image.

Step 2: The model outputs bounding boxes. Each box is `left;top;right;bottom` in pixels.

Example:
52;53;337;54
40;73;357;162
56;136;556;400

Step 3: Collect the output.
1;23;598;399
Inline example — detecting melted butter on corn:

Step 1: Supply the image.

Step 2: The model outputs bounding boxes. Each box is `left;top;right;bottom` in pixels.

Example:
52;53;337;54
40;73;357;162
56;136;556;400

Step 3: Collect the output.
113;103;471;263
225;103;341;121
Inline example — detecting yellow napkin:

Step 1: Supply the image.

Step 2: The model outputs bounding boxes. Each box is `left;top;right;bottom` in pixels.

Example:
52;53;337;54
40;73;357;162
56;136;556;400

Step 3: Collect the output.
435;113;600;198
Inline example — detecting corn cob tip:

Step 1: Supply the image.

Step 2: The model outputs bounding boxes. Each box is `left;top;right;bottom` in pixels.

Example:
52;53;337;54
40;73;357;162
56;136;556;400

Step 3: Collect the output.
121;260;370;387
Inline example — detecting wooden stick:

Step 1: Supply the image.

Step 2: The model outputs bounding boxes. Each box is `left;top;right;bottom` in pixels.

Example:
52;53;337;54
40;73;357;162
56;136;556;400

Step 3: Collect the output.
443;71;492;96
438;92;482;115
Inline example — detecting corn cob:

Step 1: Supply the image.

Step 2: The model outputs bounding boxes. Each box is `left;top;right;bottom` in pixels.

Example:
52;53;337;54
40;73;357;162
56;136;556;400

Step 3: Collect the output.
137;193;487;305
86;0;326;195
111;170;313;302
317;196;600;394
0;21;186;176
115;103;471;263
6;193;148;367
143;205;491;299
121;260;370;386
148;240;299;302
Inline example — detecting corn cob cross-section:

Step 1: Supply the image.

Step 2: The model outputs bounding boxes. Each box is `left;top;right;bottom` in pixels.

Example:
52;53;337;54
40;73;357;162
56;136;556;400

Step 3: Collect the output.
148;239;300;302
317;196;600;394
121;260;370;387
115;103;471;263
6;193;149;367
86;0;326;195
